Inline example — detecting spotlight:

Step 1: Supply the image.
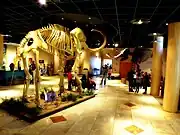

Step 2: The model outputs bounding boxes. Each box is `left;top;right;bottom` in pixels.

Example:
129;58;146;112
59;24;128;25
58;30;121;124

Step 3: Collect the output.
115;43;118;47
61;18;64;20
2;34;12;37
166;23;168;26
74;20;76;23
88;17;91;20
38;0;46;5
137;19;143;24
153;33;157;36
108;44;110;46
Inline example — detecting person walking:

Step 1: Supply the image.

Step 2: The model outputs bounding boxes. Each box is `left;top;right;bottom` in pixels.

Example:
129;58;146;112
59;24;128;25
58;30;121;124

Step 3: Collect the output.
100;65;108;85
143;72;150;94
108;65;112;80
127;69;134;92
135;73;141;93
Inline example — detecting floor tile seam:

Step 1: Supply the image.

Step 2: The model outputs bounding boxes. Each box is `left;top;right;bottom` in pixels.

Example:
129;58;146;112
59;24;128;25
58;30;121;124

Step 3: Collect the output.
64;111;99;135
168;122;178;133
0;118;21;129
18;124;41;135
150;121;176;133
37;121;54;135
111;95;119;135
0;120;27;134
87;108;104;135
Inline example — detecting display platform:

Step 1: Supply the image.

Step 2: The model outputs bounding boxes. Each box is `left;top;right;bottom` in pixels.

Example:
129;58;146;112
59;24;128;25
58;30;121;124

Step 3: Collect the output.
0;93;95;123
0;70;25;86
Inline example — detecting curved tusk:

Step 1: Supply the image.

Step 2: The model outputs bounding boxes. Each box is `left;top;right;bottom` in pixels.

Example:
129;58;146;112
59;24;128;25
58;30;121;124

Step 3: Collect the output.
87;29;107;52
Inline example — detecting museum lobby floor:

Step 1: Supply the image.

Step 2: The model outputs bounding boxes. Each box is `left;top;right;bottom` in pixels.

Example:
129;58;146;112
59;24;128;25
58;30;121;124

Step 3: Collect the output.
0;76;180;135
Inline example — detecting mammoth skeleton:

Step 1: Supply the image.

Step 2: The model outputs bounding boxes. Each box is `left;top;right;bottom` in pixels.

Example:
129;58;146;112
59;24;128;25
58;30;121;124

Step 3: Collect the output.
16;24;107;105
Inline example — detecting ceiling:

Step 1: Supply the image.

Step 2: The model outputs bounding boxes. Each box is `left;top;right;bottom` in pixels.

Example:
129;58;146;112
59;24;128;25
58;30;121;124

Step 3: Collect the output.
3;0;180;48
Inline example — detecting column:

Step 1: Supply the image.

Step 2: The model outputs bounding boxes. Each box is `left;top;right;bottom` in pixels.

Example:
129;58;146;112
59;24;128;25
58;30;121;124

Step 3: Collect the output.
163;22;180;113
150;36;164;96
0;34;3;65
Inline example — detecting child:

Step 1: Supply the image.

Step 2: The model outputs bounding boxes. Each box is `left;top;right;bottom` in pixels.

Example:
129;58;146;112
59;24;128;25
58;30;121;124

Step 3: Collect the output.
88;75;96;90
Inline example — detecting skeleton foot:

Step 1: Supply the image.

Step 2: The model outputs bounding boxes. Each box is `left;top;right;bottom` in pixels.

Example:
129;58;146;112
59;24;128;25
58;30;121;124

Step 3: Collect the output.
22;96;29;103
34;99;40;107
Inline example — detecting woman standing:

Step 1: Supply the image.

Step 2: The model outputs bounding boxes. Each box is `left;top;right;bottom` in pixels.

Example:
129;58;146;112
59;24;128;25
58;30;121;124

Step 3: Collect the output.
108;65;112;80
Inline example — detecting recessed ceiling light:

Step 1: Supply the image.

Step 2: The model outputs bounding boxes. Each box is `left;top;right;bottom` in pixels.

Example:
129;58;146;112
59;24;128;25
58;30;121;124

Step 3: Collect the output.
153;33;157;36
94;25;96;26
74;20;76;23
88;17;91;20
166;23;168;25
137;19;143;24
86;24;88;27
131;19;150;25
62;18;64;20
115;43;118;47
108;44;110;45
2;34;12;37
38;0;46;5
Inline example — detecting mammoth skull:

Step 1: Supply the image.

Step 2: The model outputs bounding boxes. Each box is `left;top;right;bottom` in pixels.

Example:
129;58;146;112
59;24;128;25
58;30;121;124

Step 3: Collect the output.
70;27;107;53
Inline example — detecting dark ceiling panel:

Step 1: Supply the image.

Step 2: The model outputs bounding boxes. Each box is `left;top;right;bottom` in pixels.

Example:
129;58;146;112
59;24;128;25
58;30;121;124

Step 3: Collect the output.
2;0;180;47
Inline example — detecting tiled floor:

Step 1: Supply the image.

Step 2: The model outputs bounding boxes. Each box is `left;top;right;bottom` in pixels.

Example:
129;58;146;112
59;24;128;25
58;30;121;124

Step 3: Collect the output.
0;76;180;135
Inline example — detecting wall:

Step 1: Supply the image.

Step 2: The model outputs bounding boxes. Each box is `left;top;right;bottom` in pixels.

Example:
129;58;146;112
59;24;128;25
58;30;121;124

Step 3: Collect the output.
4;45;17;70
101;48;124;74
139;58;152;73
27;50;53;65
4;45;53;71
112;57;120;73
139;48;167;76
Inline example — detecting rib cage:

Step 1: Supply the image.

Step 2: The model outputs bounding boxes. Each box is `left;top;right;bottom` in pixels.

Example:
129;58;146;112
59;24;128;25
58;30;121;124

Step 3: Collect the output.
38;24;74;56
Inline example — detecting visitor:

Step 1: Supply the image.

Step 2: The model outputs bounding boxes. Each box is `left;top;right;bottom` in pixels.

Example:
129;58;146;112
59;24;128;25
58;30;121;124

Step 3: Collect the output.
29;61;36;84
135;73;141;93
143;72;150;94
88;74;96;90
67;70;72;90
81;74;87;89
29;65;33;84
100;64;108;85
31;61;36;71
9;63;15;71
18;61;21;71
108;65;112;80
160;76;165;97
127;69;134;92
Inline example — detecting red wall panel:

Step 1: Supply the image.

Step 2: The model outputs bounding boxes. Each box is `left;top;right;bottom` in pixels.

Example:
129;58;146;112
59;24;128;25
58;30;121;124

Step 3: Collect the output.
120;62;132;78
